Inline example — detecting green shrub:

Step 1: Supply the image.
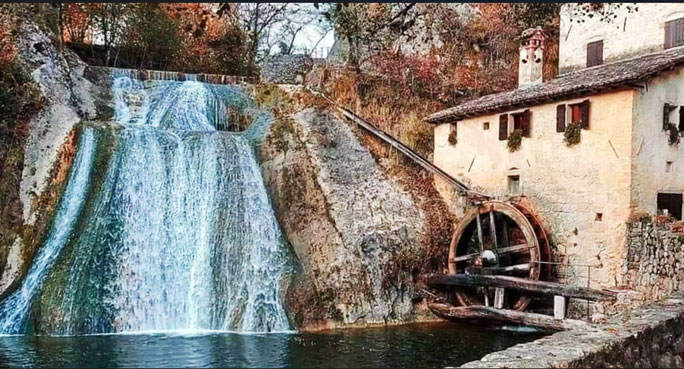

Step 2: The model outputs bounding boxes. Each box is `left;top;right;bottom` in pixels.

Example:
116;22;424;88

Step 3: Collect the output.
564;122;582;146
667;123;680;146
507;129;523;152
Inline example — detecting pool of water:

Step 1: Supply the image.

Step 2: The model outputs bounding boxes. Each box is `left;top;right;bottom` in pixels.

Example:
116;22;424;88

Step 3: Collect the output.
0;322;543;368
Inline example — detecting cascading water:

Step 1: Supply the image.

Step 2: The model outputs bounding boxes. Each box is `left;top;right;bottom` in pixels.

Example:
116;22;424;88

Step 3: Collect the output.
0;130;96;334
0;74;294;335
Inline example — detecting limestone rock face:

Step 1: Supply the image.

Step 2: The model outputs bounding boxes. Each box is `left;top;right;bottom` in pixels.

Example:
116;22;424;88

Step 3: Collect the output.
0;22;98;295
257;108;434;329
17;22;97;224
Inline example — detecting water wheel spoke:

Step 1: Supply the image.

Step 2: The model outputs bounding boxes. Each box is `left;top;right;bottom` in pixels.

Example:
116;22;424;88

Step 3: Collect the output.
466;263;532;276
452;252;480;263
495;243;531;255
475;210;485;253
489;211;498;250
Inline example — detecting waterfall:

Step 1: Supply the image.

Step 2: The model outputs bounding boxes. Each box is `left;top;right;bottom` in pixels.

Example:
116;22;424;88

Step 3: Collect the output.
0;130;96;334
0;77;293;335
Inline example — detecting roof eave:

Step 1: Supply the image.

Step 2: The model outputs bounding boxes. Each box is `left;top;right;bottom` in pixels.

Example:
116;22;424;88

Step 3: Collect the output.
425;83;648;125
426;57;684;125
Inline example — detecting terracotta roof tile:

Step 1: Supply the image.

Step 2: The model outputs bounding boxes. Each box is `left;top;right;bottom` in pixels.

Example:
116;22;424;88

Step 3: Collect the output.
427;46;684;123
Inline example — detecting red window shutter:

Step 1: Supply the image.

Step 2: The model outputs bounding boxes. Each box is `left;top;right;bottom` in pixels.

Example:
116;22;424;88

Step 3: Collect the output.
580;100;590;129
556;104;566;132
521;109;531;137
499;114;508;140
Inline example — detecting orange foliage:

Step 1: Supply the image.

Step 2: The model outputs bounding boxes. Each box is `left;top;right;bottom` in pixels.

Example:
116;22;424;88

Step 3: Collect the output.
0;11;17;69
62;3;95;43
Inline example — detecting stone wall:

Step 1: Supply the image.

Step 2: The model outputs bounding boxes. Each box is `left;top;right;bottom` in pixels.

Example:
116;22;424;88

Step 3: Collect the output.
260;54;313;84
623;217;684;300
559;3;684;73
461;295;684;368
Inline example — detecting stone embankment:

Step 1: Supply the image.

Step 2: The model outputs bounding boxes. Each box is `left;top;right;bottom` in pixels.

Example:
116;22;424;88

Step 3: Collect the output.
624;217;684;300
460;295;684;368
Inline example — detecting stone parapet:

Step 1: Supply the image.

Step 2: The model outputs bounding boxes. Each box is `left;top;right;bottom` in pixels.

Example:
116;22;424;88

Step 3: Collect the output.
460;295;684;368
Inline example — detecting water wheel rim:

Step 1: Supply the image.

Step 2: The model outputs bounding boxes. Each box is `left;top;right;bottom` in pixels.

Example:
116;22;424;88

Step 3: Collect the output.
448;201;541;311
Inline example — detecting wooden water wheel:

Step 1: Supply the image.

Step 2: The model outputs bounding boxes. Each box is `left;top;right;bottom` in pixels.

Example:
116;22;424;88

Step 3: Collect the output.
447;200;551;311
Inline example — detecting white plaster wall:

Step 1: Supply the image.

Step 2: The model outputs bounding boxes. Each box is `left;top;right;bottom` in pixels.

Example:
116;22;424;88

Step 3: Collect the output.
559;4;684;73
433;90;636;288
632;68;684;214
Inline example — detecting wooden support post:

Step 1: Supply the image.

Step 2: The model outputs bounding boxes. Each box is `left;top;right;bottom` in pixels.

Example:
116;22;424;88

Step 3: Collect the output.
484;288;490;307
494;288;505;309
476;209;485;253
489;210;498;250
554;295;568;320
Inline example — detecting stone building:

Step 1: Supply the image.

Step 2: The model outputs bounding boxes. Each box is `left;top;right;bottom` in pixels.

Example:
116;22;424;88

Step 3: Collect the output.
427;4;684;288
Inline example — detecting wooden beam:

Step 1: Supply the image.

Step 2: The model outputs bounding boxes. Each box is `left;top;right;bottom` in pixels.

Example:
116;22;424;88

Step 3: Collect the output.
466;263;532;275
332;105;479;196
425;273;618;302
428;303;590;332
451;243;530;263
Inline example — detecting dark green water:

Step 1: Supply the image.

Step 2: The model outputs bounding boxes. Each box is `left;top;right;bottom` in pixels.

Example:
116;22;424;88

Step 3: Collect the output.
0;321;543;368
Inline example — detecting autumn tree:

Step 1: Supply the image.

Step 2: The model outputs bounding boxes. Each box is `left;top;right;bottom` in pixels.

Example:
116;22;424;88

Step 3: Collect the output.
91;3;129;66
320;3;420;72
168;3;254;75
62;3;95;43
119;3;182;70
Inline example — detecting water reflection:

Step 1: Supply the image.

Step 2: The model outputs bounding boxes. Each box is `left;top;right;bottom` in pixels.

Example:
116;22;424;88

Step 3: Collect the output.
0;322;543;368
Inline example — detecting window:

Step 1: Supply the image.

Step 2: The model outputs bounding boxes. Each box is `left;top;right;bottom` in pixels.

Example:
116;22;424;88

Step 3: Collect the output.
507;175;520;195
665;18;684;49
664;103;676;130
667;161;674;173
483;122;490;130
657;192;683;220
587;40;603;67
512;110;531;137
567;100;590;129
679;106;684;132
499;110;531;141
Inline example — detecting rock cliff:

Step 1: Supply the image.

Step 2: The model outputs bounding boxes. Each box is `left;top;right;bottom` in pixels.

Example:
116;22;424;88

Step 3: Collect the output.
257;105;453;329
0;21;99;296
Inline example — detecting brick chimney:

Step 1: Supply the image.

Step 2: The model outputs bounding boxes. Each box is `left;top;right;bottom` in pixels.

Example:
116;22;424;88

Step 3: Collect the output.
518;27;546;89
